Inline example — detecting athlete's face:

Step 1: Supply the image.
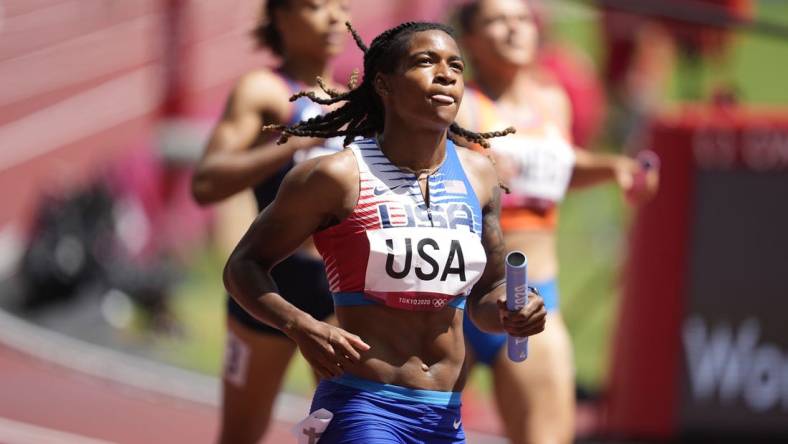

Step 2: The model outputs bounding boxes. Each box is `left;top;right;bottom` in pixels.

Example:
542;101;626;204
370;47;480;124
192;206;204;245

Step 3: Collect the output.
377;30;465;131
276;0;350;59
463;0;538;68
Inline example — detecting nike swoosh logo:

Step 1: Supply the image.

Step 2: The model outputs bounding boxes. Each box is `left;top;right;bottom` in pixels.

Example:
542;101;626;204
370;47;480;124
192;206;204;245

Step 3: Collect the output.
453;419;462;429
373;186;388;196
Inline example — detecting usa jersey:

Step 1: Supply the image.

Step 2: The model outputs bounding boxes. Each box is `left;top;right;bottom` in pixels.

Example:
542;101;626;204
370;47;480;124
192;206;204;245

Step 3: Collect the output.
313;138;487;312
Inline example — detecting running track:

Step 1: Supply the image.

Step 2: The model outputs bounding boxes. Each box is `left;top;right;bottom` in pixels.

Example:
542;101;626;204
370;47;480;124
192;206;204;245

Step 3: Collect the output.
0;310;509;444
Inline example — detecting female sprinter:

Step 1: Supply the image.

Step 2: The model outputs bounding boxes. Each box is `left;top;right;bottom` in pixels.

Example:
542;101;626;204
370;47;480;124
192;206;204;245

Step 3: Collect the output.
190;1;350;442
223;21;547;443
455;0;658;443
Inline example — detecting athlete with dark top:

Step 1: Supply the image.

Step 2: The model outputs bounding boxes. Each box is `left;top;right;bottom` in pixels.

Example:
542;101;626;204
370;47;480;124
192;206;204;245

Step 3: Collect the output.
190;1;350;443
224;21;547;443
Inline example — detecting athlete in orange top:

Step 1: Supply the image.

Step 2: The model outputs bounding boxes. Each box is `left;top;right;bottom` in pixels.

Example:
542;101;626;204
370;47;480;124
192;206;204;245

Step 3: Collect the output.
454;1;658;443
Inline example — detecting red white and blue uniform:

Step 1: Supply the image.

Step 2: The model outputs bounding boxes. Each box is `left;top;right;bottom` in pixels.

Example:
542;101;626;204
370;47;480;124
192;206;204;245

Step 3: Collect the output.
306;137;486;444
314;137;487;312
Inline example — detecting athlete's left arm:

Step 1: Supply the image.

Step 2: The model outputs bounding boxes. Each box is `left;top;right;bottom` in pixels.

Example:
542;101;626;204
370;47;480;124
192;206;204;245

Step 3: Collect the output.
547;85;645;191
571;149;641;190
462;151;547;336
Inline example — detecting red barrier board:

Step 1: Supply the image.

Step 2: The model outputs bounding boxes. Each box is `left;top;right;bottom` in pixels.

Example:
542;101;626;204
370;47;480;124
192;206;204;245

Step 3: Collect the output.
604;105;788;439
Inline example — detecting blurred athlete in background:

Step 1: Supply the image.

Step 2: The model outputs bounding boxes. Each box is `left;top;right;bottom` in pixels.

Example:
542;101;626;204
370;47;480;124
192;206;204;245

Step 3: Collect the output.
191;1;350;442
455;0;658;442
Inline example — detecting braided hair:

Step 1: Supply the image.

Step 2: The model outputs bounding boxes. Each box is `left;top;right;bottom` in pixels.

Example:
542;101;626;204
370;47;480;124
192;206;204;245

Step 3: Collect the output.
263;21;515;148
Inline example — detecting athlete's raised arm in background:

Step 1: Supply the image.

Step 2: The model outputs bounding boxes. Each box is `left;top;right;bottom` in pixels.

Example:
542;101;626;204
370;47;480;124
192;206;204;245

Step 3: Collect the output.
191;71;322;205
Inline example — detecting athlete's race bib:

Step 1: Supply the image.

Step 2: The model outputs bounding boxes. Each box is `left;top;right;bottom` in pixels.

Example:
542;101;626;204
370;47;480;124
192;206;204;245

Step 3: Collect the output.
363;227;486;311
490;132;575;203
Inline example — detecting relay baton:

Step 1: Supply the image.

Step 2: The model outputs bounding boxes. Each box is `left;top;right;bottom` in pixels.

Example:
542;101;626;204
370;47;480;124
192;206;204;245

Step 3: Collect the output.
505;251;529;362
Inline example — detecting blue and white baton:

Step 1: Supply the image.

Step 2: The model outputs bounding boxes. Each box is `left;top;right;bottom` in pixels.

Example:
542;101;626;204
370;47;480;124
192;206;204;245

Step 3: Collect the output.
505;251;529;362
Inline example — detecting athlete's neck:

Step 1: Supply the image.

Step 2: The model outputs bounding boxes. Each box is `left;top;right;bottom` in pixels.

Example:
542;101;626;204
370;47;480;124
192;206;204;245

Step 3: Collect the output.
377;124;447;175
474;63;538;104
279;56;332;87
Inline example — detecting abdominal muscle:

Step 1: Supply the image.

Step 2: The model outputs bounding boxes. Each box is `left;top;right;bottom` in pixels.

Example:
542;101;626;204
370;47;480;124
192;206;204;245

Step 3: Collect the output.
335;304;468;392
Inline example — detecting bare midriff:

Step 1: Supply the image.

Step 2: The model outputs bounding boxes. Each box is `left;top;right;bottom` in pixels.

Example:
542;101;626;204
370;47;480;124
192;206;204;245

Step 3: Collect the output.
335;304;468;392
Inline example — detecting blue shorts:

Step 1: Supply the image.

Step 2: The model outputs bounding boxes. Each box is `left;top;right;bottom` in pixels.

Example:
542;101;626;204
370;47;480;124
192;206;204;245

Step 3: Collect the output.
309;374;465;443
463;279;559;366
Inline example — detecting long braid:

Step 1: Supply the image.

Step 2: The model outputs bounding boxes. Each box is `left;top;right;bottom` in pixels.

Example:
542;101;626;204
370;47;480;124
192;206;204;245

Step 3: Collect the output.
287;89;350;105
316;76;343;98
346;22;368;53
263;21;513;158
449;123;515;149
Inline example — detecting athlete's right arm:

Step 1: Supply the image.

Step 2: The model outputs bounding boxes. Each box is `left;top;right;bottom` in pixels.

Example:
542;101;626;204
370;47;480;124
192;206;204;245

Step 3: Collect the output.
223;150;370;378
191;71;320;205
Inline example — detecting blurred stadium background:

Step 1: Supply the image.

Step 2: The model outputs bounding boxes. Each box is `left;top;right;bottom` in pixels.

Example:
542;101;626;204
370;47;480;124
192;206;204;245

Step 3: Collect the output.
1;0;787;442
